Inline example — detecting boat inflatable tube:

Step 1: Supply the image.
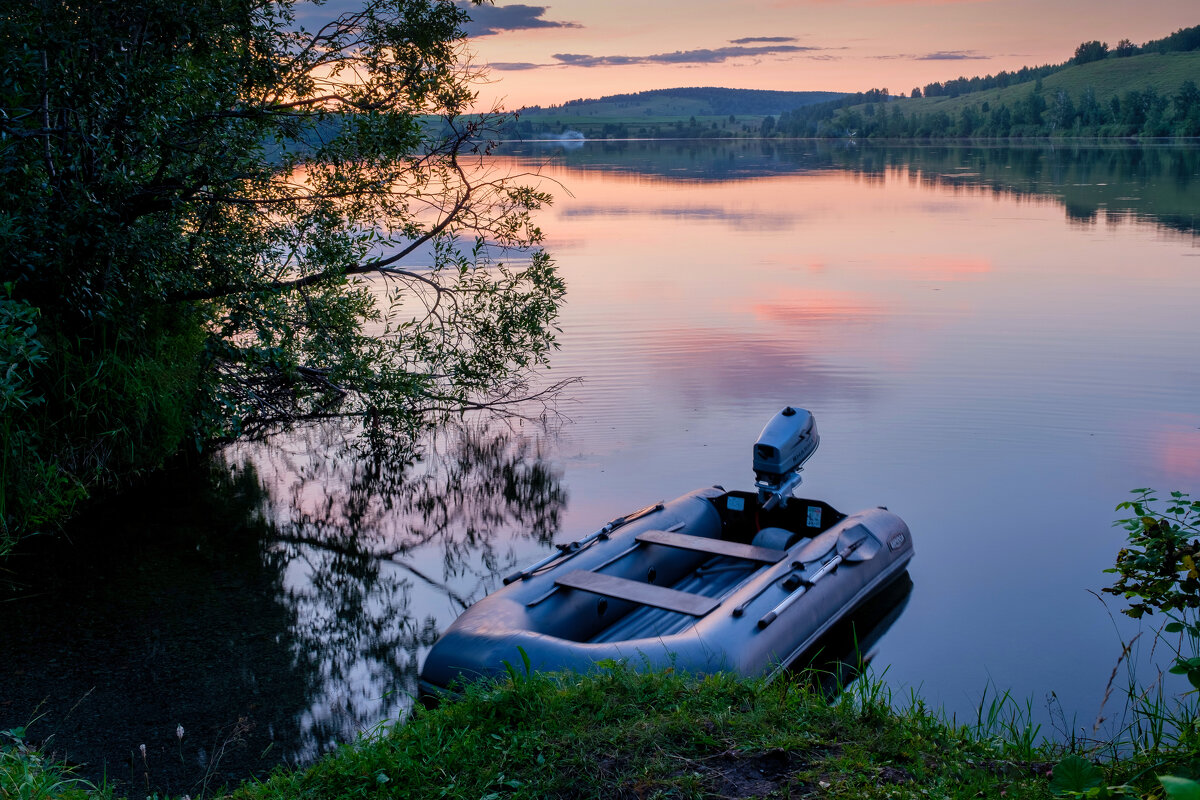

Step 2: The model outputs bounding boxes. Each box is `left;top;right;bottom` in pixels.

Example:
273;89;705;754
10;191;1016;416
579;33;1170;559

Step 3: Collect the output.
420;486;913;691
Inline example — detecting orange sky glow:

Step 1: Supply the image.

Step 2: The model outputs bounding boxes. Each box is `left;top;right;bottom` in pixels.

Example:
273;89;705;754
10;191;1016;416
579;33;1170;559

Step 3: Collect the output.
458;0;1198;109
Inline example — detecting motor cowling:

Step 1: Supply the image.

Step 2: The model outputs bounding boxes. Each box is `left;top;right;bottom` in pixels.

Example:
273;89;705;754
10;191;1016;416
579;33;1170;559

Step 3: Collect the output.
753;406;819;487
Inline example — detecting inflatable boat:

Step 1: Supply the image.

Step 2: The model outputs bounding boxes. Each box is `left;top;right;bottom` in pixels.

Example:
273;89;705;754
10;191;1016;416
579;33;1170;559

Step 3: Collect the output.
419;406;914;692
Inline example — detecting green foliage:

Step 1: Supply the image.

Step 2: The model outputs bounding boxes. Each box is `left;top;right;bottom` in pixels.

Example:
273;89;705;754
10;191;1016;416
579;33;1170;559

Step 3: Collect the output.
1103;489;1200;758
0;0;564;543
769;40;1200;139
1105;489;1200;620
1095;488;1200;791
1074;41;1111;66
777;73;1200;139
1144;26;1200;56
1050;755;1105;793
0;728;101;800
1048;754;1136;799
502;86;843;139
1161;775;1200;800
0;287;47;555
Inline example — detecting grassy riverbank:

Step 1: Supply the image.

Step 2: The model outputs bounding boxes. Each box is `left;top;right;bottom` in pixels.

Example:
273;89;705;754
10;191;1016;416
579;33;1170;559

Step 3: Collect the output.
9;662;1196;800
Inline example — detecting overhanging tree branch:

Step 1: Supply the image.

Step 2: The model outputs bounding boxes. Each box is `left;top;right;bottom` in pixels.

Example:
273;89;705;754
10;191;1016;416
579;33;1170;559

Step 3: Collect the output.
0;0;567;531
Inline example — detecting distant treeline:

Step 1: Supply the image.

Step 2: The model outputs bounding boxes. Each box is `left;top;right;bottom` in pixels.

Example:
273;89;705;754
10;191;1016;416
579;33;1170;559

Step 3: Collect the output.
771;80;1200;139
916;24;1200;100
916;65;1057;100
760;89;890;136
522;87;843;117
502;115;763;140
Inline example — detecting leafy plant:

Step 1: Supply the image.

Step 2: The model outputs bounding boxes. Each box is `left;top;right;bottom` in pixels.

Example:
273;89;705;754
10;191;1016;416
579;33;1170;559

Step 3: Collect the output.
1106;490;1200;618
1097;488;1200;788
1048;754;1135;799
1105;489;1200;691
1161;775;1200;800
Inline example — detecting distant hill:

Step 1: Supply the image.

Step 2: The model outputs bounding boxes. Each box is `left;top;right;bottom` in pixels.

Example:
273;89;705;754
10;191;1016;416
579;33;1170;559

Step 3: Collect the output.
503;87;844;139
902;50;1200;113
524;87;844;117
495;25;1200;141
770;31;1200;139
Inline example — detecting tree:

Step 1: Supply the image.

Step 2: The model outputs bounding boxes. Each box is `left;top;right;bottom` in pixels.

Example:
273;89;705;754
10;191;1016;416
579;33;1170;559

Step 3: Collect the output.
1114;38;1138;57
1175;80;1200;136
1013;87;1048;127
987;103;1013;136
1073;39;1110;65
1144;24;1200;54
1139;87;1171;137
1049;89;1077;133
956;105;983;137
0;0;565;543
1077;87;1104;129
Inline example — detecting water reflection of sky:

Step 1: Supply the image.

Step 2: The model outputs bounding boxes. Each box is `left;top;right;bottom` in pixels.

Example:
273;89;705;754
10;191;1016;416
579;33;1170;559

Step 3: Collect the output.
249;142;1200;757
233;420;566;764
491;142;1200;732
10;142;1200;795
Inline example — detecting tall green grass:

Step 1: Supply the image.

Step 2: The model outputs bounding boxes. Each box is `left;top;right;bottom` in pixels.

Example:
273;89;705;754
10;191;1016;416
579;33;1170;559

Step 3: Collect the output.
0;727;104;800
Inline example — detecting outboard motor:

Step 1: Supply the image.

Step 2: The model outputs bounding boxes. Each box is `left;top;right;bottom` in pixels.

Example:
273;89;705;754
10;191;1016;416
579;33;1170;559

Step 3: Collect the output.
754;406;819;510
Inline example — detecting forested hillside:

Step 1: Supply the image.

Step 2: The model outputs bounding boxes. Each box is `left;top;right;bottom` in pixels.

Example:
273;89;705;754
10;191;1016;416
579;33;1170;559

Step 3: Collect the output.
527;87;843;116
769;26;1200;138
501;87;843;139
501;25;1199;141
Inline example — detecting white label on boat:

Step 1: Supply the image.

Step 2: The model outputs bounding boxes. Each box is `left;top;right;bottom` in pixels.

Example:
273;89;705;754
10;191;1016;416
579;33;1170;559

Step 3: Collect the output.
727;496;745;511
807;506;822;527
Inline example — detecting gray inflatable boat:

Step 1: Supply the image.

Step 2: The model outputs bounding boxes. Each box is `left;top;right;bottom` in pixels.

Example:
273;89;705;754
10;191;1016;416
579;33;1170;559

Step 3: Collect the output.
419;407;914;692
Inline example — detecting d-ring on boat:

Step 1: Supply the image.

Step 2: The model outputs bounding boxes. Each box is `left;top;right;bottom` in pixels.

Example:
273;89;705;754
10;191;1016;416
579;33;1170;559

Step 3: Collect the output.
419;406;914;691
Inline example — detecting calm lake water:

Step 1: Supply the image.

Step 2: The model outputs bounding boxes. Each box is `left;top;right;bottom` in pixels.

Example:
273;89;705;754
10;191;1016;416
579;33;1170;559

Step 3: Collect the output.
4;140;1200;793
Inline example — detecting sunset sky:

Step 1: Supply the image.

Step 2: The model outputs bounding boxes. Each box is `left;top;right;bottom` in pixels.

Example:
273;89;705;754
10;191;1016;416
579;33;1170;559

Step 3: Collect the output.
456;0;1198;108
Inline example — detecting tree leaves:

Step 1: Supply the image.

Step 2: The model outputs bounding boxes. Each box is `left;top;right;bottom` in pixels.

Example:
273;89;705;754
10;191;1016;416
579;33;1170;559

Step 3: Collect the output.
0;0;565;539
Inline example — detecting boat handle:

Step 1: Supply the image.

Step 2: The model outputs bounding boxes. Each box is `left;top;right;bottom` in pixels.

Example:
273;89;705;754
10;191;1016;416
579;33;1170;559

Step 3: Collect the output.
756;535;867;630
731;554;809;618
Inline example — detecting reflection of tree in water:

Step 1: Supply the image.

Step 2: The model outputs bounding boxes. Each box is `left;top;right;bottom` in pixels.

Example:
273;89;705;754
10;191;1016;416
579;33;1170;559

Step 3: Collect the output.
510;140;1200;239
0;461;321;795
825;144;1200;238
231;418;566;761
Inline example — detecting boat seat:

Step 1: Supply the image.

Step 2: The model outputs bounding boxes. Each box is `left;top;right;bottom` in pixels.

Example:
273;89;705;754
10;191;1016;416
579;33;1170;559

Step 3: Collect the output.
554;570;721;616
635;529;787;564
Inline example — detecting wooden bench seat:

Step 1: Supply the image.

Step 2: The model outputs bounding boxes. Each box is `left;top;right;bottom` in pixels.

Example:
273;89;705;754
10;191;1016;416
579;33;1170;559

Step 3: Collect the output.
635;529;786;564
554;569;720;616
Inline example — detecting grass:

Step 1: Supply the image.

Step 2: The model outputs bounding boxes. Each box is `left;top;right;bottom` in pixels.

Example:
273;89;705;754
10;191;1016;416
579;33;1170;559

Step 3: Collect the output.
233;665;1063;800
8;659;1200;799
0;727;101;800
